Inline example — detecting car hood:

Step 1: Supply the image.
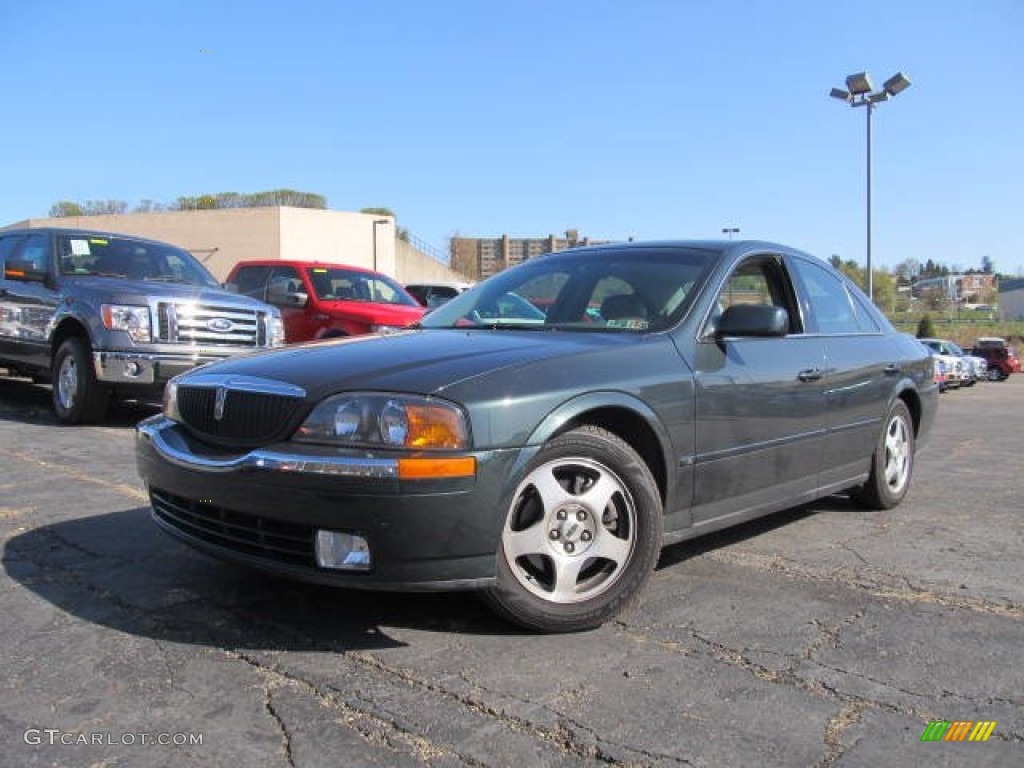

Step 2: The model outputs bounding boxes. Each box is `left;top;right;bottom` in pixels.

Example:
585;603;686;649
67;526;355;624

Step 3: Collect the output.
185;328;635;401
66;276;269;308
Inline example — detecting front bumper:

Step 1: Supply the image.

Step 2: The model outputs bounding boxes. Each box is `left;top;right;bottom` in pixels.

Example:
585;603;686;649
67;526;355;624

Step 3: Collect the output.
135;416;526;590
94;350;241;387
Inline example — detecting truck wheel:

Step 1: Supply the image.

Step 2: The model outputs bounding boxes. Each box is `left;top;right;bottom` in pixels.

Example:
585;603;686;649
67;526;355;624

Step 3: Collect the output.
52;337;109;424
484;426;663;632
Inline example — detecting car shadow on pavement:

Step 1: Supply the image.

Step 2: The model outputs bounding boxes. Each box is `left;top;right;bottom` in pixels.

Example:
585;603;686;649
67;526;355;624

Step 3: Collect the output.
2;507;518;654
0;375;159;428
656;494;859;569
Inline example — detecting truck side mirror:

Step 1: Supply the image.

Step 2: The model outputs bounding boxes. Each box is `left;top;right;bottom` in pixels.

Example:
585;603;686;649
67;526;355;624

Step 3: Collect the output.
4;260;49;284
266;279;308;308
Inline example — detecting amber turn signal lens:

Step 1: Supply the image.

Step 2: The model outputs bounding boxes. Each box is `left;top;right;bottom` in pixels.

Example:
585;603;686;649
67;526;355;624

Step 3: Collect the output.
397;456;476;479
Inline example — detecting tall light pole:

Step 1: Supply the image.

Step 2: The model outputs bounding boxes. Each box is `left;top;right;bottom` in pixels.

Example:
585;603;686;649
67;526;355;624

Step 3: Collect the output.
721;227;740;240
830;71;911;301
372;218;389;272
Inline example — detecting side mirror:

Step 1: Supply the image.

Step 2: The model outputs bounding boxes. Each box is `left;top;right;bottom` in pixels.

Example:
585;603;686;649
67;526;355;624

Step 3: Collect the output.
716;304;789;338
4;260;49;284
266;280;308;308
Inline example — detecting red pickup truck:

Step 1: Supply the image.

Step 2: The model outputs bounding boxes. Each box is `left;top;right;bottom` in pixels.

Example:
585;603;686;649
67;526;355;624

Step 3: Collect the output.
226;260;424;343
967;337;1021;381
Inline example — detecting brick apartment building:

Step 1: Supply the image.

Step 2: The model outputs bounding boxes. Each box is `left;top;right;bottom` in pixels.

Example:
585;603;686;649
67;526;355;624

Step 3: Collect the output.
450;230;613;281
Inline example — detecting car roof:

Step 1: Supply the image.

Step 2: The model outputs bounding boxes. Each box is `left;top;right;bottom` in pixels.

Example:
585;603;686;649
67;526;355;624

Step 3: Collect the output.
0;226;184;248
231;259;378;274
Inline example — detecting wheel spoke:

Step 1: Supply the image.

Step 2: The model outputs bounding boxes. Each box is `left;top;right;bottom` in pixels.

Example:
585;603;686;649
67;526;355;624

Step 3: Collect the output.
504;520;550;561
588;530;631;566
577;472;619;516
549;555;587;602
530;465;574;513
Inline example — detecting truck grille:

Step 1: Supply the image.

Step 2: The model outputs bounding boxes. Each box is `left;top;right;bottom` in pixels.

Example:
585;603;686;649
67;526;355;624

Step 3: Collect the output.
177;386;304;445
155;301;267;347
151;488;314;567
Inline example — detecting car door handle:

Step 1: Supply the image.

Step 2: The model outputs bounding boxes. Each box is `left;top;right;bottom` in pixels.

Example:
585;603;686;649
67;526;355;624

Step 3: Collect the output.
797;368;823;382
883;363;900;375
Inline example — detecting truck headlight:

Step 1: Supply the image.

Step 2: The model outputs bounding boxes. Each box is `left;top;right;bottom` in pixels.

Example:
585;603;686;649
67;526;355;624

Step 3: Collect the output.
163;376;181;421
293;393;470;449
101;304;151;342
267;314;285;347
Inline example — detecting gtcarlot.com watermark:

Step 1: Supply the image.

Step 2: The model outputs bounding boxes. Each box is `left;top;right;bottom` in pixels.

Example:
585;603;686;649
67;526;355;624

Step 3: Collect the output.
24;728;203;747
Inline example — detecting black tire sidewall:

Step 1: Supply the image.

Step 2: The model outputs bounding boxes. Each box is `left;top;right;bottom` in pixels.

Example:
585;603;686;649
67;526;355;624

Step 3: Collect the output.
486;426;663;632
52;338;107;424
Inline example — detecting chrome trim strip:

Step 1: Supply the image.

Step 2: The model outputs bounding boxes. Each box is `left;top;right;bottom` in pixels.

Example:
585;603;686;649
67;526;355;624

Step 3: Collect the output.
176;373;307;398
138;418;398;478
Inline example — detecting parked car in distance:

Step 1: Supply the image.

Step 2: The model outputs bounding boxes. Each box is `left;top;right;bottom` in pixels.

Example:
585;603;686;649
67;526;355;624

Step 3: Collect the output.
226;260;425;343
967;337;1020;380
137;240;938;632
0;227;283;423
404;281;474;309
917;340;964;391
918;338;985;386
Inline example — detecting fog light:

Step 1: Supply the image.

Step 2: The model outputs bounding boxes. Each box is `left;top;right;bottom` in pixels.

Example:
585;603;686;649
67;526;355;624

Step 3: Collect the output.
315;530;371;571
125;361;142;377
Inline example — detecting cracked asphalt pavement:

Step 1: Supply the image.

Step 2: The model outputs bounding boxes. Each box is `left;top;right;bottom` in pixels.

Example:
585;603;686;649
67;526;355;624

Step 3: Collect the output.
1;374;1021;767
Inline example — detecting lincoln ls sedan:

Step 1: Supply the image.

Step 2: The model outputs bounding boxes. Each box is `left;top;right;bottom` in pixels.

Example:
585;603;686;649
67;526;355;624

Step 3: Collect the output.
136;241;938;632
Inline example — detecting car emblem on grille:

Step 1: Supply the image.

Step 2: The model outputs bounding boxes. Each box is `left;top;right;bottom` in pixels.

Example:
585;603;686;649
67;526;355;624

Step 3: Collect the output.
207;317;235;332
213;386;228;421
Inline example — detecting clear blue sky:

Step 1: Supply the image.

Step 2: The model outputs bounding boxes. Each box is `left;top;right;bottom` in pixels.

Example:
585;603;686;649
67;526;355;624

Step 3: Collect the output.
2;0;1021;274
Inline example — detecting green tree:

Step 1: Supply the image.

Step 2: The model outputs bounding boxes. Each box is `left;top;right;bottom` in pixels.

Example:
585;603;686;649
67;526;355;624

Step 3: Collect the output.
916;313;936;338
360;207;396;219
871;269;897;313
49;200;84;217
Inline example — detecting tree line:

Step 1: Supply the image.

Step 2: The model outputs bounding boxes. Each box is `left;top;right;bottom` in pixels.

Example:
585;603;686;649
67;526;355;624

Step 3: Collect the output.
48;189;328;217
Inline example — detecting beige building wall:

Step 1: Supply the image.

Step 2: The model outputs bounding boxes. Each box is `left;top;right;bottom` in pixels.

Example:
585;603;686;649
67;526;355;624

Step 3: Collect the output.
278;207;396;275
4;207;468;284
396;239;469;284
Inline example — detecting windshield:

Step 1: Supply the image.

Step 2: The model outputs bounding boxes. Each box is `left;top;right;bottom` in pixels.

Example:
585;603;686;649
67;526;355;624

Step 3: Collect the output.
945;342;965;356
306;266;419;307
57;234;219;287
421;246;717;332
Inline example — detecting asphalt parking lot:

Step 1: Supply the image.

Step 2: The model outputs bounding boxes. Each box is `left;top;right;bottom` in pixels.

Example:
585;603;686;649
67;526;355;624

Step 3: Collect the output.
1;374;1021;767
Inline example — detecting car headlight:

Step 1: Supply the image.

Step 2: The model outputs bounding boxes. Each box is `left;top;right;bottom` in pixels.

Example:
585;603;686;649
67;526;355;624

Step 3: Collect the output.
293;393;470;450
163;376;181;421
101;304;151;342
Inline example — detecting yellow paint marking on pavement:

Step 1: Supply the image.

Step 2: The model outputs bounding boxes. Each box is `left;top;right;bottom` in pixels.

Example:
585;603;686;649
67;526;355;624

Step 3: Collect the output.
0;447;147;502
0;507;32;519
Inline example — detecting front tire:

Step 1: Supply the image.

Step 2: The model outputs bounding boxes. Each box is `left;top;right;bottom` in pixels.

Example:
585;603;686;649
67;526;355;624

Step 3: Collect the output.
52;337;109;424
484;426;662;632
851;399;914;510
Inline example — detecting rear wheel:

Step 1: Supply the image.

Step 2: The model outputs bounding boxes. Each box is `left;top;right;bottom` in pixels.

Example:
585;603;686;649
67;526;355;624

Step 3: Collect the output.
851;399;914;510
484;426;662;632
52;337;109;424
987;367;1002;382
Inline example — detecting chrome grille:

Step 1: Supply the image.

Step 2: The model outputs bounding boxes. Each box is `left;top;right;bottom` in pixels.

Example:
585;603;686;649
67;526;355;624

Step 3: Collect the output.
155;302;265;347
151;488;314;566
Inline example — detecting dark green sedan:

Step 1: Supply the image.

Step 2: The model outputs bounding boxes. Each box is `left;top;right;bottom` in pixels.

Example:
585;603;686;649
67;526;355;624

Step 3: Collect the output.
136;241;938;632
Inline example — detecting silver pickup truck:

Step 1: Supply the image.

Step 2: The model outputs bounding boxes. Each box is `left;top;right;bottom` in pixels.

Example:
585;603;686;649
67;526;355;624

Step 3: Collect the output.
0;227;283;423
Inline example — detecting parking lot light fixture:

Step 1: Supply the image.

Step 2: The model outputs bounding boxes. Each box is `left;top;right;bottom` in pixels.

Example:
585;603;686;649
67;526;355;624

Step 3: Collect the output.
831;70;912;301
372;218;389;272
722;227;740;240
